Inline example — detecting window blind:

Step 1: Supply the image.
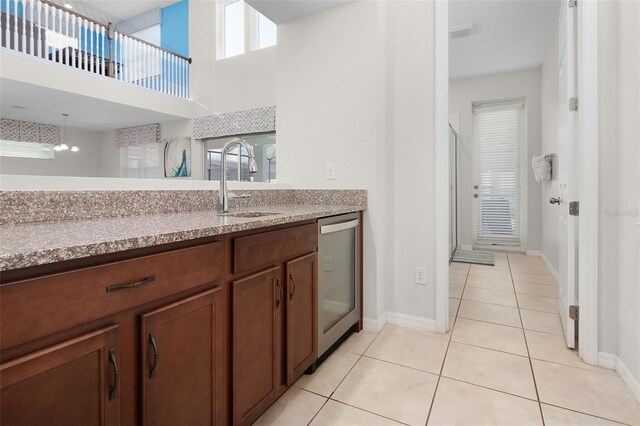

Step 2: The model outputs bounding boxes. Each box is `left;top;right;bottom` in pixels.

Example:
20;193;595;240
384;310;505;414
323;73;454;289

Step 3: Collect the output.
473;99;525;246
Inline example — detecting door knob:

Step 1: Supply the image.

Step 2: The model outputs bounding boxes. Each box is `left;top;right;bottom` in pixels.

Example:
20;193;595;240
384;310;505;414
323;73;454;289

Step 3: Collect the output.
474;185;479;189
549;197;561;205
474;194;479;198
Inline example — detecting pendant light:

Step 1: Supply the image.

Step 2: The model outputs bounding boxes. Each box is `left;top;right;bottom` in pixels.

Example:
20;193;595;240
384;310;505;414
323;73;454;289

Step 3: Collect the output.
54;114;79;152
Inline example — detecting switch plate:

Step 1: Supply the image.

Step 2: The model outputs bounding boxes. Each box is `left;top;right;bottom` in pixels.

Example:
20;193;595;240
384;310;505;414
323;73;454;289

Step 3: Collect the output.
415;267;426;285
326;163;336;180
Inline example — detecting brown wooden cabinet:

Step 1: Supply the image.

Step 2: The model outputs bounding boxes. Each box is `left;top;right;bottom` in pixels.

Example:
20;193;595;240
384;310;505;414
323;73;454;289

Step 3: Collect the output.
141;287;225;426
232;266;284;426
0;325;121;426
285;253;317;386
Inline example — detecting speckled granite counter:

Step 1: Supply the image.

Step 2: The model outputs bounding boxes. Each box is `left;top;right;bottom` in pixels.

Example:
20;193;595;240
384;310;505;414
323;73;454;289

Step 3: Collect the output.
0;189;366;271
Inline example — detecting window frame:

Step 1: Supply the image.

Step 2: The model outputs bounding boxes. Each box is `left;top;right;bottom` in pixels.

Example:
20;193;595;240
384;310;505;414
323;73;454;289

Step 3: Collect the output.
216;0;276;60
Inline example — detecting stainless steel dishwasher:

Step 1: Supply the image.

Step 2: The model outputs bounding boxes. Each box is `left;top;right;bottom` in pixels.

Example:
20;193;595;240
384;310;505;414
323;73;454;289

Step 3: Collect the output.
317;212;361;357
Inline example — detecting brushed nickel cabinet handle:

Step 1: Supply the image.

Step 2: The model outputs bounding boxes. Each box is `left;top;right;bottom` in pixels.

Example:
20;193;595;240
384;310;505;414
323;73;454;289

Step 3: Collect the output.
106;274;156;293
289;273;296;300
276;279;283;308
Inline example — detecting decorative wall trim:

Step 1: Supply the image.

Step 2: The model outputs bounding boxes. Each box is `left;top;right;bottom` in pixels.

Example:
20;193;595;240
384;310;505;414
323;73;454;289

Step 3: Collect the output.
115;123;160;148
597;352;617;370
193;106;276;140
0;118;60;144
363;312;387;333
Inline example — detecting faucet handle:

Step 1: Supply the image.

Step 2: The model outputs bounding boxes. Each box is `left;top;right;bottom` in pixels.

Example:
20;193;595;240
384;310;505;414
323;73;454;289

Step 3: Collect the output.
228;192;251;200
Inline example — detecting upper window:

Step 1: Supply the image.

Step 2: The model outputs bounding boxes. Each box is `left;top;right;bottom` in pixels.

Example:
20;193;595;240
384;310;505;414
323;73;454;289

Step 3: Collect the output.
217;0;277;60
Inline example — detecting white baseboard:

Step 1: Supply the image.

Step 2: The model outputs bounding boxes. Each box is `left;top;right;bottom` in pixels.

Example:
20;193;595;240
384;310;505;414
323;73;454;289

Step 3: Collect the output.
385;312;437;332
363;312;387;333
598;352;640;405
597;352;617;370
615;356;640;405
540;253;560;281
525;249;543;257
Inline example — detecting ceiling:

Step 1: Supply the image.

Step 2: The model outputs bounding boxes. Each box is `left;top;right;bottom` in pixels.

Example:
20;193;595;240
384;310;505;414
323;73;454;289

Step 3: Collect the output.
245;0;353;24
0;79;187;131
449;0;561;80
47;0;178;24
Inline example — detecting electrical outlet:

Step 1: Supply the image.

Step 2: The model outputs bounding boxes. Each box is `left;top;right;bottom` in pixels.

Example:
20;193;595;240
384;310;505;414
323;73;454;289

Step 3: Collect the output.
415;267;426;285
326;163;336;180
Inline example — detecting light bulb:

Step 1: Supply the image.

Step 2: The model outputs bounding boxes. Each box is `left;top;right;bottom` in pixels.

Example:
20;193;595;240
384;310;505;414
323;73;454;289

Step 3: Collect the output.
60;143;69;151
53;144;63;151
71;145;79;152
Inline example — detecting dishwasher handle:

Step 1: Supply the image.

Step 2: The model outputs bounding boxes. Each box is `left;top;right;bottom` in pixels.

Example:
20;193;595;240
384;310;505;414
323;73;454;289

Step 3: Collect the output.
320;219;359;234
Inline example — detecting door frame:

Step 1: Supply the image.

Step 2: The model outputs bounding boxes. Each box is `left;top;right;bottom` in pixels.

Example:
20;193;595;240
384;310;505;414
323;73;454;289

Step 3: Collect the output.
434;0;600;366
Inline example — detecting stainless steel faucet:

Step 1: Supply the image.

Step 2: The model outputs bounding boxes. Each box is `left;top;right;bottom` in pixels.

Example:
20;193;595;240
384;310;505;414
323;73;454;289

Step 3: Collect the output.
219;138;258;213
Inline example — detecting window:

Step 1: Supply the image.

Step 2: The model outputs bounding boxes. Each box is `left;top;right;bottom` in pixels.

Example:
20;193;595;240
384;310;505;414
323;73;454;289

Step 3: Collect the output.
217;0;277;59
203;133;276;183
120;144;160;179
473;98;526;247
0;140;54;159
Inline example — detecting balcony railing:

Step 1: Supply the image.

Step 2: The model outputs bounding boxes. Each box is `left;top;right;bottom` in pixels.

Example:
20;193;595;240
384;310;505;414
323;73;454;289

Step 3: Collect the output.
0;0;191;98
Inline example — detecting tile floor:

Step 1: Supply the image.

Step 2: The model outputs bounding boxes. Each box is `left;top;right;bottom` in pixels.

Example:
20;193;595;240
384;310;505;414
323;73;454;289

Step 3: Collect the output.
254;252;640;426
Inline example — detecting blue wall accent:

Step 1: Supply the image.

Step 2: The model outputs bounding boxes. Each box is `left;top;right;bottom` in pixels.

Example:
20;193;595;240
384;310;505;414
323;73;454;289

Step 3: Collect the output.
1;0;24;17
161;0;188;58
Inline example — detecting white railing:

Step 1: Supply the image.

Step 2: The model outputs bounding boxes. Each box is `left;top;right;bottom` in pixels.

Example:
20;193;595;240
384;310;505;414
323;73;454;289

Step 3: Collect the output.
0;0;190;98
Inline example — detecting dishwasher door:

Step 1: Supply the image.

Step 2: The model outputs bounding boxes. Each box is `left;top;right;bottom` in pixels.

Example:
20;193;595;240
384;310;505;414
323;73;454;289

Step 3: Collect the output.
317;212;360;357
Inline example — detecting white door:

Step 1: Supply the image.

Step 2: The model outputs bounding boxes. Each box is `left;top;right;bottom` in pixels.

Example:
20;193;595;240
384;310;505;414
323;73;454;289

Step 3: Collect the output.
557;2;578;348
472;99;526;248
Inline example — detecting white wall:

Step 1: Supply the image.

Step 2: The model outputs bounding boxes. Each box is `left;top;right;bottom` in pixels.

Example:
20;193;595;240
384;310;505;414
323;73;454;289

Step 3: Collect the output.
277;0;437;324
540;32;560;273
0;127;119;178
449;68;543;251
598;0;640;388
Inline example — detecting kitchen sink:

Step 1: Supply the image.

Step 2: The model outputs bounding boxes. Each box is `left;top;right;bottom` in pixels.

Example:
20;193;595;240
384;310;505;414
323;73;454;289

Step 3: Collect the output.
221;211;281;218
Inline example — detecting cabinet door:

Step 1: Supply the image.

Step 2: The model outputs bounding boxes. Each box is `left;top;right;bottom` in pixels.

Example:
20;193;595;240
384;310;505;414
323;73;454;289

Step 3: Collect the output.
0;325;120;426
286;253;317;385
232;266;283;426
141;287;225;426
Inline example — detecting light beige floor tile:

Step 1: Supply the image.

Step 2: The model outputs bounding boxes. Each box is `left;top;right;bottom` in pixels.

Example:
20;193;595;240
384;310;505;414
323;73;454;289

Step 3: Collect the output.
515;281;559;298
332;357;438;426
509;256;545;266
512;271;558;286
364;326;448;374
310;400;403;426
491;258;511;270
458;300;522;327
449;273;467;286
254;387;327;426
428;378;542;426
449;262;470;275
541;404;625;426
533;359;640;425
442;342;537;399
452;318;527;356
449;297;461;315
492;251;508;260
339;331;378;355
294;350;359;397
463;286;517;307
382;323;453;342
469;265;513;280
509;263;552;275
507;253;533;260
517;294;559;313
449;284;464;299
520;309;564;335
466;275;514;291
525;330;617;375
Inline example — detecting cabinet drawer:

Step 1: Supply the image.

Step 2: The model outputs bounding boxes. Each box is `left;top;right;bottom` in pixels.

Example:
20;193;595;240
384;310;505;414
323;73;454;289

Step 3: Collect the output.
233;223;317;274
1;242;223;350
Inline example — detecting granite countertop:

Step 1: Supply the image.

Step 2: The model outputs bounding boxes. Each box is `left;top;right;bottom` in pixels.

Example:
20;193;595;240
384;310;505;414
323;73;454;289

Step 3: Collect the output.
0;204;364;271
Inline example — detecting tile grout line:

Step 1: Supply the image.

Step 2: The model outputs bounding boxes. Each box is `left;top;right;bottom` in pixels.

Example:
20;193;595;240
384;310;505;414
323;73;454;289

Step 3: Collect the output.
425;264;471;425
507;253;546;426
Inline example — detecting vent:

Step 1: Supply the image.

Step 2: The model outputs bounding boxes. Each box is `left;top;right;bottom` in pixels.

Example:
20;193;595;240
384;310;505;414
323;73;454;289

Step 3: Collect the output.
450;23;476;40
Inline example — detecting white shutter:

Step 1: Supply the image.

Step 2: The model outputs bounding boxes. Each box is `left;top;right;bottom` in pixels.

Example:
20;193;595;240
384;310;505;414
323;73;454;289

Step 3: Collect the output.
473;99;525;246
